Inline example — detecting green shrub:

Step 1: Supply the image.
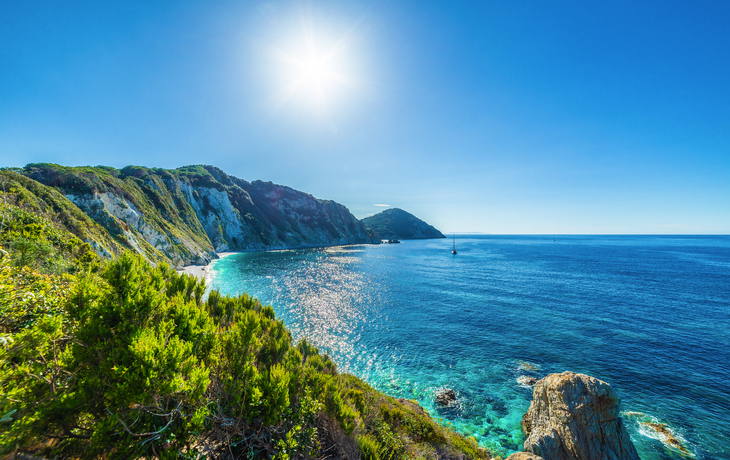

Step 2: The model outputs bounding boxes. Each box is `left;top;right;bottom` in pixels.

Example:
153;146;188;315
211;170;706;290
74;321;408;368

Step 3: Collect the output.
0;253;215;458
357;434;381;460
0;247;492;460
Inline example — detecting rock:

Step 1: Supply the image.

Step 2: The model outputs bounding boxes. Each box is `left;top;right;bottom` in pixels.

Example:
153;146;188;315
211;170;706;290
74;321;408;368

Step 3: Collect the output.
506;453;545;460
639;421;691;455
518;361;541;371
20;163;379;265
521;372;639;460
517;376;538;386
434;388;457;406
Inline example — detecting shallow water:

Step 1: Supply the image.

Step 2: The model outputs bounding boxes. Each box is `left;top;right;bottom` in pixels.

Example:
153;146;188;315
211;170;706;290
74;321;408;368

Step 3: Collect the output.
210;235;730;459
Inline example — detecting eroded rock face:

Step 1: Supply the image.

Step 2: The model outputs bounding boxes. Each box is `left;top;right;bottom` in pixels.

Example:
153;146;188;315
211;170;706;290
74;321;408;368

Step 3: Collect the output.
521;372;639;460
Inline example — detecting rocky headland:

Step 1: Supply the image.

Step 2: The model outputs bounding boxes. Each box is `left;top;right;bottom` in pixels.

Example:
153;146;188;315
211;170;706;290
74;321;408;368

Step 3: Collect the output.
508;371;640;460
361;207;446;240
3;164;382;267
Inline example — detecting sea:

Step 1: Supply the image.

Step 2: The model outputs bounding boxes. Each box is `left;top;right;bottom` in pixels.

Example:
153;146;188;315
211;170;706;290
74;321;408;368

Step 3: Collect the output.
208;235;730;460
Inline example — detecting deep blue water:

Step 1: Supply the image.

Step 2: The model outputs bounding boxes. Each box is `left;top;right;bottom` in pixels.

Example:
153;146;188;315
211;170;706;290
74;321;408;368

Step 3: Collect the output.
209;235;730;460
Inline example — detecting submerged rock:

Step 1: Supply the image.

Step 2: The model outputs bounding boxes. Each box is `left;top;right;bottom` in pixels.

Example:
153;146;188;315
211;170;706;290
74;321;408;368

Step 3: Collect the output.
434;388;457;406
521;372;639;460
518;361;541;371
517;376;538;387
621;411;690;455
640;421;691;455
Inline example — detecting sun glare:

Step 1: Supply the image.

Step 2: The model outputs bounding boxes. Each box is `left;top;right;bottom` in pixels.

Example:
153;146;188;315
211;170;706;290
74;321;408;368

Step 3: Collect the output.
266;11;362;116
302;53;327;84
278;42;346;112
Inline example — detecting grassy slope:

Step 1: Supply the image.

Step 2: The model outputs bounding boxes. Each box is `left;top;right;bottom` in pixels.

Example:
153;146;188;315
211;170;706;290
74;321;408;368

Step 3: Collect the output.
0;170;125;260
20;164;216;265
0;250;493;460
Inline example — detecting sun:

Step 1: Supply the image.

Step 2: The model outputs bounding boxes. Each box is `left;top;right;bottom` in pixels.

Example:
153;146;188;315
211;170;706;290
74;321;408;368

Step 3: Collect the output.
266;13;360;115
301;53;329;85
296;46;338;100
276;41;347;112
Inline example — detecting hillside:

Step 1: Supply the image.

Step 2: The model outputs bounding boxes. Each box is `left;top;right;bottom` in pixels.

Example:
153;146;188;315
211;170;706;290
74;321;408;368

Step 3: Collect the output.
0;183;491;460
362;208;445;240
0;164;641;460
7;164;378;266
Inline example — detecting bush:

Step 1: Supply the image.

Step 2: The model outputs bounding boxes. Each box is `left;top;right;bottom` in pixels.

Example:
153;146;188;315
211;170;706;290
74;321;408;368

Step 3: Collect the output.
1;249;492;460
357;434;381;460
1;253;215;458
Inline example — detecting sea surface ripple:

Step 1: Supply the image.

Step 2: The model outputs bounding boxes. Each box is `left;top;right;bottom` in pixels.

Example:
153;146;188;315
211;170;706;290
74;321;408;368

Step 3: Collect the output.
209;235;730;460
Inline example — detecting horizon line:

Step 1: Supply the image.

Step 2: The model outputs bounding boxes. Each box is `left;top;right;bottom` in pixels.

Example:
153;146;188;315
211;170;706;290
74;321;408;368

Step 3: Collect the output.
443;232;730;236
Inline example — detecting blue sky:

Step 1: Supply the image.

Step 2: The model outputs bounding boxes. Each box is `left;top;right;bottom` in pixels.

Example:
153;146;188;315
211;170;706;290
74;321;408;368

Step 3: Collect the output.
1;0;729;233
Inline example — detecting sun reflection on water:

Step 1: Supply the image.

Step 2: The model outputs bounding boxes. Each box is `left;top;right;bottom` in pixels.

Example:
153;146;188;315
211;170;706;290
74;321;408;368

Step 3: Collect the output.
209;237;730;460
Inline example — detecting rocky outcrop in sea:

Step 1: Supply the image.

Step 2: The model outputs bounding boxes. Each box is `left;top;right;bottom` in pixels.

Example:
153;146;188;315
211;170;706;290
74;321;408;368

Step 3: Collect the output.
434;388;457;406
518;372;640;460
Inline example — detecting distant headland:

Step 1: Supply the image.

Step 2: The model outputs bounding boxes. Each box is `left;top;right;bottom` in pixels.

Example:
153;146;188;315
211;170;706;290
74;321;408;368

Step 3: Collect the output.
361;207;446;240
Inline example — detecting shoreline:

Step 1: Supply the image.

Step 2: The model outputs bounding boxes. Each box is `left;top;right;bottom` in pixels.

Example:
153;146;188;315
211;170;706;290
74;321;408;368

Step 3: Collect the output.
174;239;436;281
175;243;384;280
177;252;239;282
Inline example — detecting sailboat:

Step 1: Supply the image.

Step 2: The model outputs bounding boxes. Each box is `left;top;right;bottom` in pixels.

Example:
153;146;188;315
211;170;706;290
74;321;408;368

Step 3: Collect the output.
452;234;457;254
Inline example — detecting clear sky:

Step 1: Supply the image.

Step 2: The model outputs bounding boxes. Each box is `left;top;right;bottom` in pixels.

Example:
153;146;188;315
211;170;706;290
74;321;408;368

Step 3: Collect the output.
1;0;729;234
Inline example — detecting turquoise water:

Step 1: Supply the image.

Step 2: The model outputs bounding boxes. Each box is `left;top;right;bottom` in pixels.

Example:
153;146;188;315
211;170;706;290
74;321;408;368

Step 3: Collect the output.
209;235;730;460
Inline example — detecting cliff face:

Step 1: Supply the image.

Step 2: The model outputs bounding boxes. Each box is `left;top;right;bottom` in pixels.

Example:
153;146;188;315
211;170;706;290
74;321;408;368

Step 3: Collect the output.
182;171;378;252
17;164;377;266
361;208;445;240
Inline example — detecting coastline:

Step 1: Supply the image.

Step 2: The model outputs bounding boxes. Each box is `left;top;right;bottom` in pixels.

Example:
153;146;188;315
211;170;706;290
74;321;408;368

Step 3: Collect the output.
176;243;391;281
177;252;239;282
175;244;386;281
200;236;721;459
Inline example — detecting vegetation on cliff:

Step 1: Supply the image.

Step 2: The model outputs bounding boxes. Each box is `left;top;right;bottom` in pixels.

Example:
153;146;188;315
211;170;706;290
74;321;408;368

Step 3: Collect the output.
0;193;489;459
0;170;121;268
361;209;445;240
7;163;376;267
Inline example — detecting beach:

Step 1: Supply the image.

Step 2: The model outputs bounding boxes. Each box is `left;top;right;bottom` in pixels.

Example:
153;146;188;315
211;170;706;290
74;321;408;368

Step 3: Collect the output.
177;252;238;282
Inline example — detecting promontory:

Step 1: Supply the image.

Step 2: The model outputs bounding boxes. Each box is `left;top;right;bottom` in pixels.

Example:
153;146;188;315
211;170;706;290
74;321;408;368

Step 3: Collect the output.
361;207;445;240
